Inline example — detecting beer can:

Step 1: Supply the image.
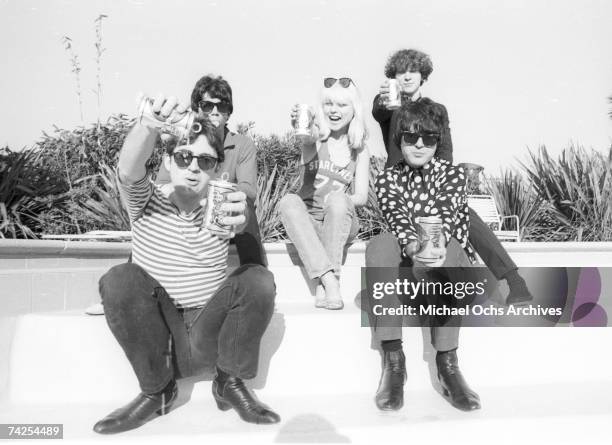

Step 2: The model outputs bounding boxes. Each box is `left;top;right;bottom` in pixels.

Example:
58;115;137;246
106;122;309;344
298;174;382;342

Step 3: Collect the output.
137;96;196;139
204;172;237;236
414;216;443;262
294;104;313;136
386;79;402;110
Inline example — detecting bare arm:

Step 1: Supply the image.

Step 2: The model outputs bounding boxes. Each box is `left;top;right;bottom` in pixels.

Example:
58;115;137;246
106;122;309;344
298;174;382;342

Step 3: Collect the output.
349;146;370;207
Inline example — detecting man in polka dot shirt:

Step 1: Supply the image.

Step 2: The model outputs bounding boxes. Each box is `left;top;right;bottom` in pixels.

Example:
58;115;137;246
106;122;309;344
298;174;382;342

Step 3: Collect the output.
365;98;482;413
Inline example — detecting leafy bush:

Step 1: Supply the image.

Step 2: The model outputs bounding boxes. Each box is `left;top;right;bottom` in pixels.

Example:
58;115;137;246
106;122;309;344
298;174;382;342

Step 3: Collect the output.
256;165;300;242
0;147;68;238
78;163;131;231
522;144;612;241
355;157;389;240
253;131;301;181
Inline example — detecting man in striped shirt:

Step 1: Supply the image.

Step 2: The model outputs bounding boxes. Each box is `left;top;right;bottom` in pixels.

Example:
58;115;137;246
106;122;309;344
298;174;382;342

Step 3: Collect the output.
93;95;280;435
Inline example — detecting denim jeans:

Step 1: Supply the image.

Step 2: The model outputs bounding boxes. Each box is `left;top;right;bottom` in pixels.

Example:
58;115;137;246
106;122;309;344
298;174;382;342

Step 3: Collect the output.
365;233;480;352
278;191;359;279
99;262;275;394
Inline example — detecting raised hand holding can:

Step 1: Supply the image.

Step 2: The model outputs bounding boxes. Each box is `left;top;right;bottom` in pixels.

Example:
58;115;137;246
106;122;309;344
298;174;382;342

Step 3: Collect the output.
203;172;239;237
386;79;402;110
137;95;198;139
293;104;314;136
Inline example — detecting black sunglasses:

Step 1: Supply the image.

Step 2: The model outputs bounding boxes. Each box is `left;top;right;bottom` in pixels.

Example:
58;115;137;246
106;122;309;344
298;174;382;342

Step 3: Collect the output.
172;150;218;171
198;100;232;114
323;77;354;88
401;132;440;148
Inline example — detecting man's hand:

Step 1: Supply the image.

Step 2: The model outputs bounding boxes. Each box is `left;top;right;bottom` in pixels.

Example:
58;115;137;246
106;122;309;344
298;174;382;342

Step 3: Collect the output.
404;241;447;268
119;93;188;184
415;246;447;268
142;93;188;134
403;240;420;258
378;79;390;105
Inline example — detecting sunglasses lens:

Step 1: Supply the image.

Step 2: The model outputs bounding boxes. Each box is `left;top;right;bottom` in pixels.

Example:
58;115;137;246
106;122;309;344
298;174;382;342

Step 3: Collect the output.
422;134;439;147
323;78;336;88
197;156;217;171
402;132;419;145
216;102;231;114
339;78;352;88
199;101;214;113
200;100;231;114
173;151;193;168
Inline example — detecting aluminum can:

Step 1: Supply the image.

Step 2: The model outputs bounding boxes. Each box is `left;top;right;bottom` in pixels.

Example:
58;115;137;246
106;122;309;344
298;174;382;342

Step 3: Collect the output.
414;216;443;262
204;173;237;236
137;96;196;139
386;79;402;110
294;104;313;136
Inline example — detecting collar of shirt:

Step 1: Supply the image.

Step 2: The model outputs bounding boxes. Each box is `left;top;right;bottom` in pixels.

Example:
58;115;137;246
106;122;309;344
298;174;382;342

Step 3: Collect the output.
400;90;422;103
222;126;237;151
397;159;435;175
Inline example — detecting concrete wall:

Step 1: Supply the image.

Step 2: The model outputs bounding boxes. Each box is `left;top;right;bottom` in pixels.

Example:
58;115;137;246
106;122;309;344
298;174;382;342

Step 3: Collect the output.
3;240;612;315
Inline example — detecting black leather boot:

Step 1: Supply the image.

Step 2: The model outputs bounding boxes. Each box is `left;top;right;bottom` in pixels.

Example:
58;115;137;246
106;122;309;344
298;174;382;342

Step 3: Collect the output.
212;369;280;424
505;270;534;306
375;349;406;411
93;380;177;434
436;350;481;411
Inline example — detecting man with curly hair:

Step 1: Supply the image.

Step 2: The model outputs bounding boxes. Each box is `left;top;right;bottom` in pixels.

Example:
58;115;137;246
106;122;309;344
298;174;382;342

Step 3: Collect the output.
368;48;532;411
373;49;452;166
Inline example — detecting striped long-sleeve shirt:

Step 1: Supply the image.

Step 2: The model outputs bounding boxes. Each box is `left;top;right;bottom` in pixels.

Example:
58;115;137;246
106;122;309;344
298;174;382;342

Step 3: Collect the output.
118;173;229;308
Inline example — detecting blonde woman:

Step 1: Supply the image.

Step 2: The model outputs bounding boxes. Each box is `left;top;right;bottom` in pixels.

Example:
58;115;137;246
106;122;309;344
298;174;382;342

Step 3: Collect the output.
279;77;370;310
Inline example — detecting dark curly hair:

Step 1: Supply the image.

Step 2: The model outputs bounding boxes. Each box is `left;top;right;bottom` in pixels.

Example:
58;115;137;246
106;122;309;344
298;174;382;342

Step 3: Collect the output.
392;98;444;148
384;49;433;81
165;115;225;163
190;74;233;114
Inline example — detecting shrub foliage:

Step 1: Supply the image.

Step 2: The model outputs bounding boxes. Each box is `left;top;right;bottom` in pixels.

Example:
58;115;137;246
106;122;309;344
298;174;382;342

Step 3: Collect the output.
2;116;611;242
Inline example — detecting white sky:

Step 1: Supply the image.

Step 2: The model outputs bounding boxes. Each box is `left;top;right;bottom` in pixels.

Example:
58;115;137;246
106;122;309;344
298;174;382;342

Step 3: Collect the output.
1;0;611;171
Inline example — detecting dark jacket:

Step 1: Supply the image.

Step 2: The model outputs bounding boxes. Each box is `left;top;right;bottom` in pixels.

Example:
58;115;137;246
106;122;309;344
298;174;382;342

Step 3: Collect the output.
372;93;453;168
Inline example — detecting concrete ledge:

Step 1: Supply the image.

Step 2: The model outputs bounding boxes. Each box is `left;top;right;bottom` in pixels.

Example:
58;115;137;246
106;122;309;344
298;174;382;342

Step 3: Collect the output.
3;240;612;316
0;239;132;257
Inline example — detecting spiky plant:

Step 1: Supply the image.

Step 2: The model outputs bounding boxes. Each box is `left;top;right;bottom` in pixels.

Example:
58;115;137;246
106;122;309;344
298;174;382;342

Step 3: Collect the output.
484;169;542;239
522;144;612;241
0;148;67;238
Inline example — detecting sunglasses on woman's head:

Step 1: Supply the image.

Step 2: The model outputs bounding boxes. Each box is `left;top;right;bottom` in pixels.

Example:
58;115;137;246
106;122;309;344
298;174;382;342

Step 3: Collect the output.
323;77;354;88
198;100;232;114
401;131;440;148
172;150;218;171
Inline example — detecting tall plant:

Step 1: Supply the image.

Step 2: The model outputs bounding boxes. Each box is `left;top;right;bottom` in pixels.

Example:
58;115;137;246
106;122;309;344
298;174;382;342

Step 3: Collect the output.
94;14;108;132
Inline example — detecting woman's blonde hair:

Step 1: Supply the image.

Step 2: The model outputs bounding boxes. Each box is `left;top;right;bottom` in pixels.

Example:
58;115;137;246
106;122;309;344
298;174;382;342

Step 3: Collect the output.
315;81;368;150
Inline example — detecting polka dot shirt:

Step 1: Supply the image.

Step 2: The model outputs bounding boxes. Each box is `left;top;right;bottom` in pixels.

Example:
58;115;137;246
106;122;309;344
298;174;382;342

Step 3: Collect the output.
375;158;475;261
